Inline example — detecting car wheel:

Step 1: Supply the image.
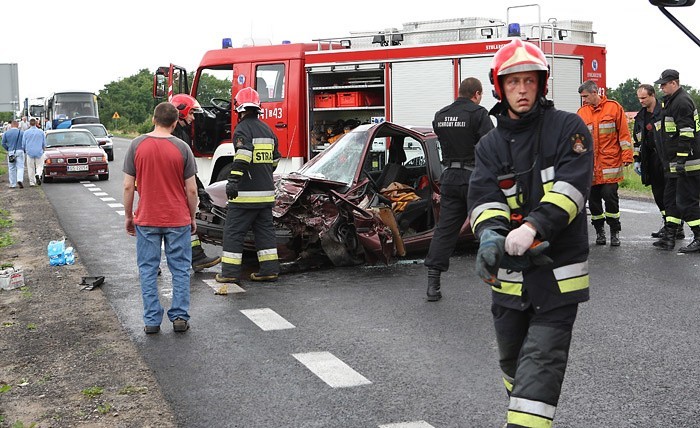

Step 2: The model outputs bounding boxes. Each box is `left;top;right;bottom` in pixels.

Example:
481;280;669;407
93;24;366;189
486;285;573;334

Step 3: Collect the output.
215;162;233;183
98;173;109;181
107;151;114;162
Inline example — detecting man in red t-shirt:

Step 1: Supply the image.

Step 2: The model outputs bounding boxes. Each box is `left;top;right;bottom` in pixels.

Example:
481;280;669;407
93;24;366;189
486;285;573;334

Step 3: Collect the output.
123;102;199;334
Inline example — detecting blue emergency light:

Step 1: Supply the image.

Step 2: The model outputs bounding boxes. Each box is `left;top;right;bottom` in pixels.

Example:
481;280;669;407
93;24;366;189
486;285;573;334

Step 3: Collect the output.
222;38;233;49
508;23;521;37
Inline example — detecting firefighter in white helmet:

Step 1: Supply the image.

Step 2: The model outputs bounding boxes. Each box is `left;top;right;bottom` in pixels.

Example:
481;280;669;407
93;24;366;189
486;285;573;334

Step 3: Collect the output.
467;39;593;427
215;87;281;289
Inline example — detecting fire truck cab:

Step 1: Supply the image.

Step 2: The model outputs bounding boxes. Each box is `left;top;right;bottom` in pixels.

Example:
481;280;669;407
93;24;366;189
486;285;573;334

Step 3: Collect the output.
154;4;606;186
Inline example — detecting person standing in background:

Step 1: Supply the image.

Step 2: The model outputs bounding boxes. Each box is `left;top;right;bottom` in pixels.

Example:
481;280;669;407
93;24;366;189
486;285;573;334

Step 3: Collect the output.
22;118;46;186
577;80;633;246
424;77;493;301
1;120;25;188
18;116;30;131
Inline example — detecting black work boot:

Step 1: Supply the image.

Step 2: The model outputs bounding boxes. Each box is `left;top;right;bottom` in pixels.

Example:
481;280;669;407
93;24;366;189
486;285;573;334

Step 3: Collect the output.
676;222;686;240
595;228;606;245
678;227;700;253
426;268;442;302
651;217;666;238
653;225;676;250
191;244;221;272
610;230;620;247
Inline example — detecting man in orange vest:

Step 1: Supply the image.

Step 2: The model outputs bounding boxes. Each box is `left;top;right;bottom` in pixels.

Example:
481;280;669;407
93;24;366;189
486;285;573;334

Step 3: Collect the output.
577;80;633;246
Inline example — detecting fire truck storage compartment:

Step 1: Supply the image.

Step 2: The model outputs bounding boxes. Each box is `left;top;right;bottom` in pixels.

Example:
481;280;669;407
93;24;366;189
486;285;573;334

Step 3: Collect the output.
390;59;454;127
307;65;386;156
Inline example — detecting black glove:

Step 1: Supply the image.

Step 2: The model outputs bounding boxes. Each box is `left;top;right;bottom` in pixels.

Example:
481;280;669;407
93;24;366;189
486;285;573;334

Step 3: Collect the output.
226;180;239;200
500;240;553;272
475;229;506;287
676;158;686;175
198;188;213;211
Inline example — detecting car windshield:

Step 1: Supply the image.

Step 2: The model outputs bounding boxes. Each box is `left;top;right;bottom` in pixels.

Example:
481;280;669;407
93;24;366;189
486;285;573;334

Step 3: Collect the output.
75;125;107;137
299;131;368;185
46;132;98;148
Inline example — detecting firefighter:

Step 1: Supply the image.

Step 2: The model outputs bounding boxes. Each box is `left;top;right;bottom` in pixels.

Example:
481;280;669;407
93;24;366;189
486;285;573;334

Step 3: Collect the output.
577;80;633;246
652;69;700;252
424;77;493;301
169;94;222;272
633;84;685;240
215;87;281;289
468;39;593;428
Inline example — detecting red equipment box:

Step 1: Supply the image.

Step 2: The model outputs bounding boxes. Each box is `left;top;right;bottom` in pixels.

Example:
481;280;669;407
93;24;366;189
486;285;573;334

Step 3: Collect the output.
363;92;383;106
314;93;336;108
336;91;366;107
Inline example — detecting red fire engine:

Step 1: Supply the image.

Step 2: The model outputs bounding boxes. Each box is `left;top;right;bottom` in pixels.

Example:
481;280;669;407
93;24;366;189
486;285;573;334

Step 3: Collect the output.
153;4;606;186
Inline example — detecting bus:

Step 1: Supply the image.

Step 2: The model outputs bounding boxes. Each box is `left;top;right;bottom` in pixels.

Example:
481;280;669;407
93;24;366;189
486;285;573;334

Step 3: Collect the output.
44;91;100;129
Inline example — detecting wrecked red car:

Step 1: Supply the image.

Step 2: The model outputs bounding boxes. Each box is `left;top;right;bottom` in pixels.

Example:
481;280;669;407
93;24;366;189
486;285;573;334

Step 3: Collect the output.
196;122;474;271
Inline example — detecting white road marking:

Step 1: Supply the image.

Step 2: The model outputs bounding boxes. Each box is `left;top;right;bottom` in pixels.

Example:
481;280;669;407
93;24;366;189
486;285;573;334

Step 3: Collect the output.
240;308;295;331
292;351;372;388
202;278;245;294
116;210;125;216
107;202;123;207
83;183;95;187
94;192;108;196
88;188;101;192
619;208;649;214
379;422;435;428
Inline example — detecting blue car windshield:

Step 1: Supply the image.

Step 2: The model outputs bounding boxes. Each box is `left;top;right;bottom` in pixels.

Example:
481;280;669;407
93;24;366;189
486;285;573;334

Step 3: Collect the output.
300;131;367;185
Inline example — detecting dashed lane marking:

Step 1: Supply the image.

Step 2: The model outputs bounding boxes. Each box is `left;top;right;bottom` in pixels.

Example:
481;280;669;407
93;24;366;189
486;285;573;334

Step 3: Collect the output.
240;308;295;331
88;187;101;192
94;192;108;196
202;278;245;294
107;203;123;208
379;422;435;428
292;351;372;388
82;183;95;187
116;210;125;216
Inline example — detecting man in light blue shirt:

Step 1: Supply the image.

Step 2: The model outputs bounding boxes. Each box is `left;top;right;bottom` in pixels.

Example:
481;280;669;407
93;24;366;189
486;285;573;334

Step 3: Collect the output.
1;120;25;188
23;118;47;186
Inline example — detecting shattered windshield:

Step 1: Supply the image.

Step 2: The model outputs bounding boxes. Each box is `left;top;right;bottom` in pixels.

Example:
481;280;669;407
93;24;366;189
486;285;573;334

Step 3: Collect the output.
300;131;368;185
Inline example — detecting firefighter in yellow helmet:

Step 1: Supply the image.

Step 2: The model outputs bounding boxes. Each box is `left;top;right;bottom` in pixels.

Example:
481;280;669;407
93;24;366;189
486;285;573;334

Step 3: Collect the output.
467;39;593;427
215;88;281;288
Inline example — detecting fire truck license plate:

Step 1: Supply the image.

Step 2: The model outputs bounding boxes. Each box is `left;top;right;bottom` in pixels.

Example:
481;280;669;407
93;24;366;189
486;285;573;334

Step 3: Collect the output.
67;165;89;172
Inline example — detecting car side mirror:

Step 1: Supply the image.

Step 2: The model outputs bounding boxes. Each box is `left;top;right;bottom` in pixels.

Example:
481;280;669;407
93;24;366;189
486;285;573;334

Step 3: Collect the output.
108;134;113;138
649;0;695;5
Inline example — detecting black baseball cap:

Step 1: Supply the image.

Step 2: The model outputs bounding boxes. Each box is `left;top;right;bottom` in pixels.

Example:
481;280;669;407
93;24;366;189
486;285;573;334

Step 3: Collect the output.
655;69;680;84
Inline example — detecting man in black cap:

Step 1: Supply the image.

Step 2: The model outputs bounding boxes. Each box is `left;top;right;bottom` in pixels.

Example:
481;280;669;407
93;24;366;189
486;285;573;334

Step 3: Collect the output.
653;69;700;252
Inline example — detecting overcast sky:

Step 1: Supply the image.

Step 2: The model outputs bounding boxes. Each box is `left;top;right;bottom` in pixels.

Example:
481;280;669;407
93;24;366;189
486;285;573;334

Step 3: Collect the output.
3;0;700;104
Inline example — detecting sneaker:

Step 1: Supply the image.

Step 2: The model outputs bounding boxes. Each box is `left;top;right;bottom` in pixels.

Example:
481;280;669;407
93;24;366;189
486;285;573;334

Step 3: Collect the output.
250;272;279;282
172;318;190;333
144;325;160;334
17;181;23;189
36;175;41;186
215;273;239;283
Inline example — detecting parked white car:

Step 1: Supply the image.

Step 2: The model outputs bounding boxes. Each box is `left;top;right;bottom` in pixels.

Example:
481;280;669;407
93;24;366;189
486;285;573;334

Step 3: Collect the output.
70;123;114;161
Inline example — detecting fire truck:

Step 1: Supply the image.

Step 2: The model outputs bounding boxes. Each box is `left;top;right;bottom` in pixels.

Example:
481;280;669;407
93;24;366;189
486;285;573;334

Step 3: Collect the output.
153;4;606;186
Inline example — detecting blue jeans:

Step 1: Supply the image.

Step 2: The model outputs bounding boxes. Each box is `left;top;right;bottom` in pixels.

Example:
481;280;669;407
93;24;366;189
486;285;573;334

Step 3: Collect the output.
136;225;192;326
7;150;25;187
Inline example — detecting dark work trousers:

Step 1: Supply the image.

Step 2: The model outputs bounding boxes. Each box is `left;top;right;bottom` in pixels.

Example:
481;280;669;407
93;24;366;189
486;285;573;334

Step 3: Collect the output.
492;303;579;428
645;154;667;215
665;175;700;226
424;169;470;272
589;183;620;232
221;204;279;279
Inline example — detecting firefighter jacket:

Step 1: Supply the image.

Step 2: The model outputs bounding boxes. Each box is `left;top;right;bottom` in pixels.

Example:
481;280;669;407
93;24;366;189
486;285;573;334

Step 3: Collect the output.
633;101;663;185
468;100;593;313
577;95;633;185
656;87;700;177
433;98;493;167
229;114;281;208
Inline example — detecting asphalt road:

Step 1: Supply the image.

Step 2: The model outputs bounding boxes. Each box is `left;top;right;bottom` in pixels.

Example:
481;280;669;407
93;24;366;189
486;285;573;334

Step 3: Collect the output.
42;136;700;428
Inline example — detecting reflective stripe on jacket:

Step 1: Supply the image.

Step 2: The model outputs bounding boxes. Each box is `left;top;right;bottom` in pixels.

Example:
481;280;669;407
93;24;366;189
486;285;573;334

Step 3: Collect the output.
577;96;633;185
656;87;700;177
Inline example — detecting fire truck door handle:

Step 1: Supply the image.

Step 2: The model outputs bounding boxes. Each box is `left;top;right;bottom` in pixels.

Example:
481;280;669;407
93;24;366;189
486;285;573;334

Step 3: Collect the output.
275;123;287;129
